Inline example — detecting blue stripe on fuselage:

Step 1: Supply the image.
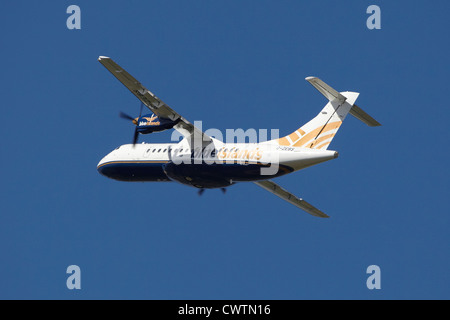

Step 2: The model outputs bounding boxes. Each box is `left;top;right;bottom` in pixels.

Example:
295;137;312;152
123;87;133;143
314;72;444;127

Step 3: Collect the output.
97;160;293;182
97;160;170;182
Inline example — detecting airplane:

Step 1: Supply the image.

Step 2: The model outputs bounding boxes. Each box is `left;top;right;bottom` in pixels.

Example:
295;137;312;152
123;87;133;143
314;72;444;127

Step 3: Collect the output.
97;56;381;218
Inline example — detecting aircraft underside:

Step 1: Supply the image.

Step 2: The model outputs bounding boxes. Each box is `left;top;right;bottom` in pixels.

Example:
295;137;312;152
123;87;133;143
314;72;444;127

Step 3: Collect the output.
98;160;294;189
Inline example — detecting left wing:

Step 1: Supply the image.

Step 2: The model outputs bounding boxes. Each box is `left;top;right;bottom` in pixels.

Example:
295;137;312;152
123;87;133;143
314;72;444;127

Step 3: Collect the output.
254;180;329;218
98;56;212;144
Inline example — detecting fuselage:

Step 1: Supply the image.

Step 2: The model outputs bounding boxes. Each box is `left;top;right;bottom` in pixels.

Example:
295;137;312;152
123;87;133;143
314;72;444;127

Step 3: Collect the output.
97;140;338;189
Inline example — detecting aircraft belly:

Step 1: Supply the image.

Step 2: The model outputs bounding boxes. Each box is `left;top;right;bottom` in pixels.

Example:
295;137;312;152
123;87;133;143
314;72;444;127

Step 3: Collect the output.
97;159;293;185
216;163;293;181
162;161;294;188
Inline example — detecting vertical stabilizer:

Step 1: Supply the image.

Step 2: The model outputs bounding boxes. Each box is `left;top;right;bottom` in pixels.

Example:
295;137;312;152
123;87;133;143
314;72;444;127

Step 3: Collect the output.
277;77;380;150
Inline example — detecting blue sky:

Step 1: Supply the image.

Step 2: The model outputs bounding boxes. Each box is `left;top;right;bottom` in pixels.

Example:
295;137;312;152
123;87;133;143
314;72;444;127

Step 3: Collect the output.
0;1;449;299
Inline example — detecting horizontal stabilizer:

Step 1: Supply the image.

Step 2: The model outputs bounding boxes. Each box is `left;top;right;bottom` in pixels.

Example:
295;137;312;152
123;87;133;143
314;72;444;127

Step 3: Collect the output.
306;76;381;127
350;104;381;127
306;76;346;103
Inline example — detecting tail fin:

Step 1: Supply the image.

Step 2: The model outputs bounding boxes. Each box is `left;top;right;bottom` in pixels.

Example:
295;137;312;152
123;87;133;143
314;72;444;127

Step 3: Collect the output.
277;77;380;150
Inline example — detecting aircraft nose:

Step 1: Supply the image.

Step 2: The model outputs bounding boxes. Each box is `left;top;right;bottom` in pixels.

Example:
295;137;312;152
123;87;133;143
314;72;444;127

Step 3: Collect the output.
97;154;112;176
97;159;107;175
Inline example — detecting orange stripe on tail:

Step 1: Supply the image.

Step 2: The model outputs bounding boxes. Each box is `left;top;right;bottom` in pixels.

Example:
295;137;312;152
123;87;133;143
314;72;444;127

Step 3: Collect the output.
292;121;341;148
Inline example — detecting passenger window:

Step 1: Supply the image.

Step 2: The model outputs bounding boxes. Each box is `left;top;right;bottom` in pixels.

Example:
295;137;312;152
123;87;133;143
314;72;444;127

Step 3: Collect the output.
158;149;161;152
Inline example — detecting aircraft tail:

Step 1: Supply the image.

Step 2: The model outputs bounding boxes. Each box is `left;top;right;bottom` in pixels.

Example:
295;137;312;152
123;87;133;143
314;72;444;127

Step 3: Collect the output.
277;77;380;150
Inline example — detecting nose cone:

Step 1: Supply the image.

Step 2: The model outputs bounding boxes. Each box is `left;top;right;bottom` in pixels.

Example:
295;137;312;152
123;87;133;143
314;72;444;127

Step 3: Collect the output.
97;147;119;178
97;156;110;177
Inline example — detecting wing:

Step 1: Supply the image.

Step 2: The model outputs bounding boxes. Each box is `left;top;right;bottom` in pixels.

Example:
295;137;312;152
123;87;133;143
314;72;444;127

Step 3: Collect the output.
98;56;212;144
254;180;329;218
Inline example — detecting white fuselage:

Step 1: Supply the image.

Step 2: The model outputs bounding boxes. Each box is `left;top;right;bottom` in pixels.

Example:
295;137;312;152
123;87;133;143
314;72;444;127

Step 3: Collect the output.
97;139;338;187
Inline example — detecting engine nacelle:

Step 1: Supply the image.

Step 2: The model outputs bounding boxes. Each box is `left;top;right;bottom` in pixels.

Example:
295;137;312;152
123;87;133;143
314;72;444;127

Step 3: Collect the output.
136;113;180;134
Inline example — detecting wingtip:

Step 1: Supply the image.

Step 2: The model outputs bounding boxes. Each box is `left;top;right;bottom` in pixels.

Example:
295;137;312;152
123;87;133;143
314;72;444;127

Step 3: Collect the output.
305;76;317;81
314;210;330;218
98;55;110;60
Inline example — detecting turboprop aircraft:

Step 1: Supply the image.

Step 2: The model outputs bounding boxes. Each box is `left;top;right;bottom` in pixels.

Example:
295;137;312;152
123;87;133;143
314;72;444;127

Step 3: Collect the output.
97;56;380;218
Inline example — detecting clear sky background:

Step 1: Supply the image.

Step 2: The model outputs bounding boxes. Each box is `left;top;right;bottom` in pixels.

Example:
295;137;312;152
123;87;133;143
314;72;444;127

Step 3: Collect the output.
0;1;449;299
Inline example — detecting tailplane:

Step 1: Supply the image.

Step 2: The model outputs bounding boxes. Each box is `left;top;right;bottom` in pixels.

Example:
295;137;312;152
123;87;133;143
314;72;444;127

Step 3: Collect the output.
277;77;380;150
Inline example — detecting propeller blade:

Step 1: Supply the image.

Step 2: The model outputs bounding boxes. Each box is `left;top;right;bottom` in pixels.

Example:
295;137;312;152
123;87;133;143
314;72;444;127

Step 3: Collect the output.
198;188;205;196
132;127;139;146
139;102;144;117
221;188;227;194
119;111;135;121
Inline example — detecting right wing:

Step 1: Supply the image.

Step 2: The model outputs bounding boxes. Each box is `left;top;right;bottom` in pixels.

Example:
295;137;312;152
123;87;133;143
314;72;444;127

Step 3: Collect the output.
254;180;329;218
98;56;212;144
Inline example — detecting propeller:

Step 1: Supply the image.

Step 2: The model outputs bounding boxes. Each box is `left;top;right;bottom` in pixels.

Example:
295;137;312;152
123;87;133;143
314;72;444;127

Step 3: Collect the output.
119;112;135;122
132;127;139;145
119;102;144;146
